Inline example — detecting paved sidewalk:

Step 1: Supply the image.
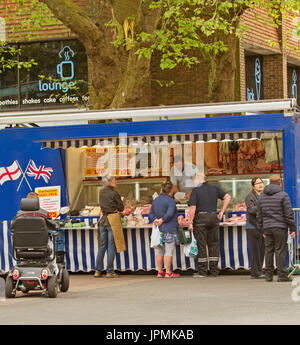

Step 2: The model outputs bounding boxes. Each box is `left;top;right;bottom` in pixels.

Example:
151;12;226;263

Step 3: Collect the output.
1;272;300;325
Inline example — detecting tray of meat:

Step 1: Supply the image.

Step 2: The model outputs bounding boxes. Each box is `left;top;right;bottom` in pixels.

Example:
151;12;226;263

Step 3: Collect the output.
121;206;135;215
140;205;152;215
221;214;246;226
235;203;247;212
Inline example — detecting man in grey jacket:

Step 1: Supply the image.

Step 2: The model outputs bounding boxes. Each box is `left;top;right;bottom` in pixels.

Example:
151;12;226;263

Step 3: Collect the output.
257;175;295;282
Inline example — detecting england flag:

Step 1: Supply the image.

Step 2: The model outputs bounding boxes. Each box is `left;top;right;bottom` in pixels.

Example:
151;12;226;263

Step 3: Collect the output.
0;161;22;185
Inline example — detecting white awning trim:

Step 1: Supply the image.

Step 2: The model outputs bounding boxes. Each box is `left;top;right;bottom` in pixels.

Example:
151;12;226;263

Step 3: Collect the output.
0;98;296;125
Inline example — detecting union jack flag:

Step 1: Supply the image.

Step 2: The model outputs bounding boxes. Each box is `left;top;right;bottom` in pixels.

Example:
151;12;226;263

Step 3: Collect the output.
26;159;53;184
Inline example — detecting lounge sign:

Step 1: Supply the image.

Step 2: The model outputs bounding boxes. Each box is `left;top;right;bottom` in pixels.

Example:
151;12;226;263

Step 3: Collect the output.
0;40;89;110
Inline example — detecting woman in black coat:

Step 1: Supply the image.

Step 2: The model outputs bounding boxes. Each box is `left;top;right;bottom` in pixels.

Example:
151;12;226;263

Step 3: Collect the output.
245;177;265;279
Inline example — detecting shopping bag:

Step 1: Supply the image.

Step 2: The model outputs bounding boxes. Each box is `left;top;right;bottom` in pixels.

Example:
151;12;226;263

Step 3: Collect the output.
184;233;198;257
177;227;192;245
150;225;163;249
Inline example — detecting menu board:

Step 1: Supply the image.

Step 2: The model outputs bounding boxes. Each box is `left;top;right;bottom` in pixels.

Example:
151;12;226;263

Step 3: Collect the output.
84;147;109;177
84;146;135;177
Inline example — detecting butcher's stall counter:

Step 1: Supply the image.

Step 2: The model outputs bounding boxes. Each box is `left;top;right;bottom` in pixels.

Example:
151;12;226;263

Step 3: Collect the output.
1;218;251;273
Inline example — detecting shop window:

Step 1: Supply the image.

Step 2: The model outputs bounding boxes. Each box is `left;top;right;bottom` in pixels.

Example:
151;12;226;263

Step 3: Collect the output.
288;64;300;103
0;39;89;111
245;53;264;101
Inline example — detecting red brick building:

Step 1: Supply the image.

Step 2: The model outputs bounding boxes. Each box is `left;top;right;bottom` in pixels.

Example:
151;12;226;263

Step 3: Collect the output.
0;1;299;111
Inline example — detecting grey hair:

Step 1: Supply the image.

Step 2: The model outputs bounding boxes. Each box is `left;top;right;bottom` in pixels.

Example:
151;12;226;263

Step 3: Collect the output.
102;175;114;186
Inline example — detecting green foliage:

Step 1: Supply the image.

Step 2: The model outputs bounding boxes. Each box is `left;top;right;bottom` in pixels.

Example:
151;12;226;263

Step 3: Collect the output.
0;42;37;74
10;0;61;39
135;0;300;71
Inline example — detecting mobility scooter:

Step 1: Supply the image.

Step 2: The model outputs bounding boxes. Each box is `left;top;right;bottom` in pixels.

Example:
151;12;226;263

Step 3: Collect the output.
5;198;69;298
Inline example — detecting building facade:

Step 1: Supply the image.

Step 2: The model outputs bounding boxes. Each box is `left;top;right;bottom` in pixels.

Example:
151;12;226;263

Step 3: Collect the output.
0;0;299;112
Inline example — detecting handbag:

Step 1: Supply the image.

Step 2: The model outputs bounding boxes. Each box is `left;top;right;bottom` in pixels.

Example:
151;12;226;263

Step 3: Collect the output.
183;233;198;257
177;227;192;244
150;224;163;249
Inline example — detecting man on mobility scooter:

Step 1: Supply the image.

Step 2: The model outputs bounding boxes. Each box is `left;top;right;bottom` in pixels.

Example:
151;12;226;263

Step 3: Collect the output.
5;192;69;298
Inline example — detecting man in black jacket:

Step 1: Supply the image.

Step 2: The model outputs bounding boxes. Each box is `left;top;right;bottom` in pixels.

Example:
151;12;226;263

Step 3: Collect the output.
257;175;295;282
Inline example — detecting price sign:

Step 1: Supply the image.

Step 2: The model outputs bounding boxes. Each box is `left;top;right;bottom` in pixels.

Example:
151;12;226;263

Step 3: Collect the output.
35;186;61;218
84;147;109;177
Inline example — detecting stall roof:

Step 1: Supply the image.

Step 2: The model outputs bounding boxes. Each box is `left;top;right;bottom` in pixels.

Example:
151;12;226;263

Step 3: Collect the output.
36;113;290;150
0;98;296;126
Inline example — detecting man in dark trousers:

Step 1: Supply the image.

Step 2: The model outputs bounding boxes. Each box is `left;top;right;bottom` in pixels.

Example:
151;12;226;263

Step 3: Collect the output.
188;173;231;277
95;175;124;278
257;174;295;282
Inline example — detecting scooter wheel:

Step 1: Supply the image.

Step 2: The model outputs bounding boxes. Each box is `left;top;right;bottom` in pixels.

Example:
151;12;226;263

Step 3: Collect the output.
59;269;69;292
47;276;58;298
5;276;16;298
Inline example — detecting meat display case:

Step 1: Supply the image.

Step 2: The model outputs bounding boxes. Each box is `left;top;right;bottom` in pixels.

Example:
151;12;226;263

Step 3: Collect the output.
70;177;167;214
207;174;271;210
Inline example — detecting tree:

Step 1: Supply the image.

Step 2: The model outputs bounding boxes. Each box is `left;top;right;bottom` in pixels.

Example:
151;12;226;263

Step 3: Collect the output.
5;0;300;109
0;41;36;73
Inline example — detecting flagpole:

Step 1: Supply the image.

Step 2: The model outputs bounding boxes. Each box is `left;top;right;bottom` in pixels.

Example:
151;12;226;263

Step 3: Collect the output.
16;160;32;192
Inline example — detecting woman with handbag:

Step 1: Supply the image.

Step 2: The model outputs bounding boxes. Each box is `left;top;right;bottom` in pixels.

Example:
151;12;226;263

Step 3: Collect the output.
245;177;265;279
149;181;180;278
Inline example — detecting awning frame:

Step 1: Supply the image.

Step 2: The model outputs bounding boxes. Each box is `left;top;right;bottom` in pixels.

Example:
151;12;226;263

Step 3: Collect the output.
0;98;297;126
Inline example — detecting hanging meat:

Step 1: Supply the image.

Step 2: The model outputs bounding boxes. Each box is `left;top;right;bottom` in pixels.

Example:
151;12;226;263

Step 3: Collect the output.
237;141;248;172
219;142;231;171
204;142;219;169
256;140;265;159
229;141;239;175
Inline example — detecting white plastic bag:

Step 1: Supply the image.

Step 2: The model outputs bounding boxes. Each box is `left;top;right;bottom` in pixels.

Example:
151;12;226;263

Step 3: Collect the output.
150;224;163;249
184;232;198;257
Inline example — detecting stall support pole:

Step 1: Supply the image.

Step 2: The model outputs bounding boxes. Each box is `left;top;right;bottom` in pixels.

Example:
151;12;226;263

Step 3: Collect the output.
59;148;70;207
275;135;283;183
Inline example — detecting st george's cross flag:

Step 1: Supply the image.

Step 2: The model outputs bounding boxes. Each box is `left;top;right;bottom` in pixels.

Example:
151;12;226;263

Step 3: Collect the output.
26;159;53;184
0;161;22;185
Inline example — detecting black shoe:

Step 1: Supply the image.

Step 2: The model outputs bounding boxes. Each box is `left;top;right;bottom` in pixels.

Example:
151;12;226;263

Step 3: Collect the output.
251;274;265;279
277;277;292;282
265;277;273;282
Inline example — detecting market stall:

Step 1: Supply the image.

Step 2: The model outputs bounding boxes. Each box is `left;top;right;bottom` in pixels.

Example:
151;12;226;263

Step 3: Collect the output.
0;104;299;273
0;218;249;273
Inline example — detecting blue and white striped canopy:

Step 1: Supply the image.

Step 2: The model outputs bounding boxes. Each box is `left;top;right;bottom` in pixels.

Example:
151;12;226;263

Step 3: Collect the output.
41;131;265;150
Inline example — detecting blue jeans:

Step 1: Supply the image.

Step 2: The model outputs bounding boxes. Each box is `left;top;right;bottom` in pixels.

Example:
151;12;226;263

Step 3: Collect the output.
95;225;116;274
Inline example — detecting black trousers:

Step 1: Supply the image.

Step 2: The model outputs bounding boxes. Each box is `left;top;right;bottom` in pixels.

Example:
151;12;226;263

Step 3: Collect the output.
246;228;265;277
193;212;219;276
264;228;288;279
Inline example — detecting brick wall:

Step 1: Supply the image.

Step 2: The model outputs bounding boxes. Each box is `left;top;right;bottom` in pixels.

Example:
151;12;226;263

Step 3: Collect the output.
263;54;287;99
0;0;88;41
241;6;282;54
150;51;209;106
0;1;299;107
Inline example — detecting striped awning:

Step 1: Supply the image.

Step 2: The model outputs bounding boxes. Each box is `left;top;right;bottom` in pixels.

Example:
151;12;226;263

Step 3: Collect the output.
40;131;265;150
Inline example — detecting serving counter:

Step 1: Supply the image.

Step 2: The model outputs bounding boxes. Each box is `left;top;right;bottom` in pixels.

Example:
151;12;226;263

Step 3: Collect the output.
1;217;294;273
0;217;250;273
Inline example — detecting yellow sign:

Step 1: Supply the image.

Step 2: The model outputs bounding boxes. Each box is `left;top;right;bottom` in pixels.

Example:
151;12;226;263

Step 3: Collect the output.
35;186;61;218
84;146;135;177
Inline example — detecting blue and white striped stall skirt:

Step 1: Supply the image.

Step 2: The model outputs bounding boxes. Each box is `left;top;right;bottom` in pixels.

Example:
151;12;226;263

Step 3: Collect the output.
0;218;253;272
